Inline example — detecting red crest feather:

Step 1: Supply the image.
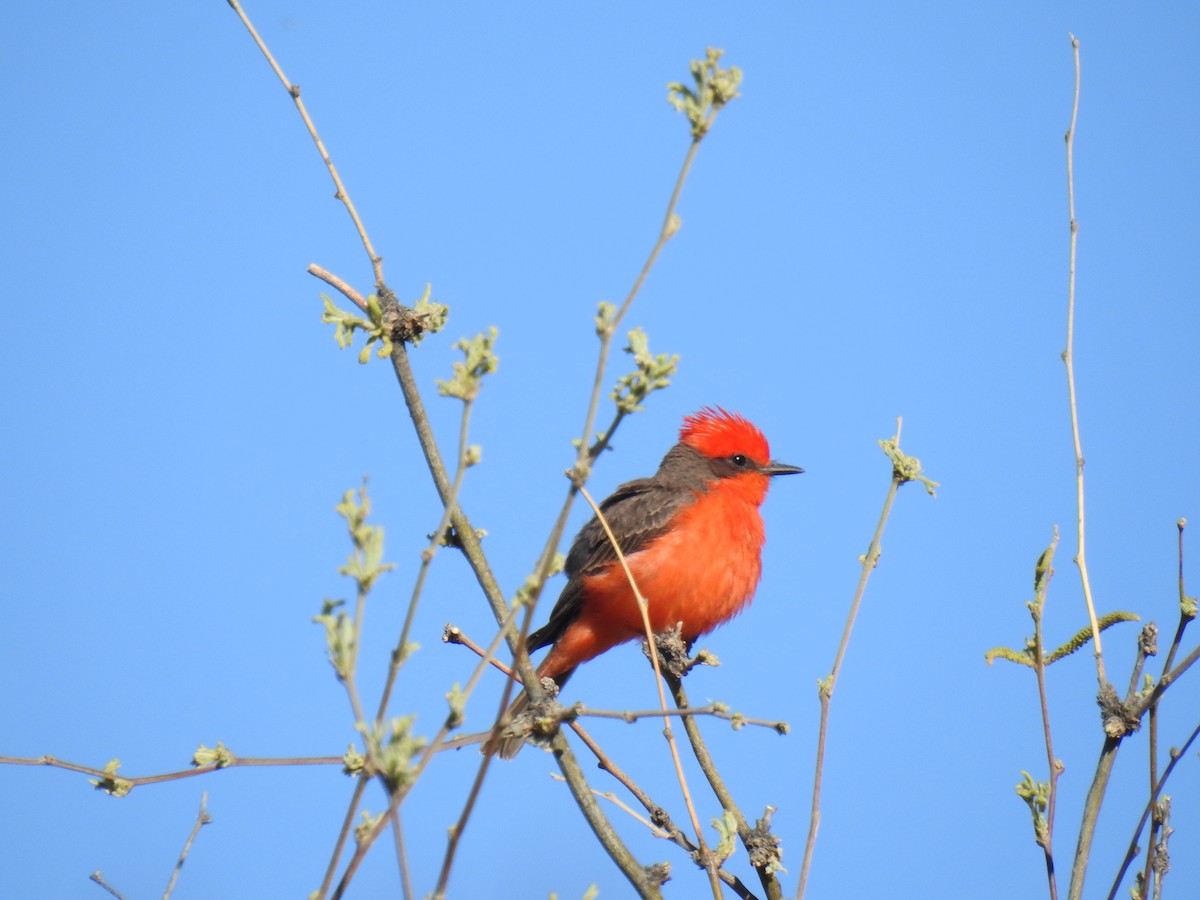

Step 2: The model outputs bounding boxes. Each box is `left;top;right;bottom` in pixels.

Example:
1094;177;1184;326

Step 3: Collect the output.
679;407;770;464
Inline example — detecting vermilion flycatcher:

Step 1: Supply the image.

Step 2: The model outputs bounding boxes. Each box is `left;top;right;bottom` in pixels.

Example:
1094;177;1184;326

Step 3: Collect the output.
492;407;802;758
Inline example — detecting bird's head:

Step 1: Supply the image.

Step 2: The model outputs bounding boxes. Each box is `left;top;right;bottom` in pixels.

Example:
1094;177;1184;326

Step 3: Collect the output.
678;407;804;488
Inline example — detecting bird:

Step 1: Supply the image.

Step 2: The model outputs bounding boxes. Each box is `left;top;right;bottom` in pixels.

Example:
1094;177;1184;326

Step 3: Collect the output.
490;406;802;759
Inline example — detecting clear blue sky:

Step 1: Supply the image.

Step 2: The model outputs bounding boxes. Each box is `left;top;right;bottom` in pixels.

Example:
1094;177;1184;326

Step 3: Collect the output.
2;3;1198;898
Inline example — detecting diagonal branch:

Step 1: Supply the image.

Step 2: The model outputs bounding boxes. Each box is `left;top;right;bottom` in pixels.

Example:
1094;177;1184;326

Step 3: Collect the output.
227;1;384;285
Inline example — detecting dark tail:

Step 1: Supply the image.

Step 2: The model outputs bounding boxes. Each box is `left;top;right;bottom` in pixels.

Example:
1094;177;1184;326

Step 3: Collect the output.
489;690;532;760
485;668;574;760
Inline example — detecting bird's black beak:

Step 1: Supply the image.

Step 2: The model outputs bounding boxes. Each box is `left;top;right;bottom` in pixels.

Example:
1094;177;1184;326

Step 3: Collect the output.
762;461;804;477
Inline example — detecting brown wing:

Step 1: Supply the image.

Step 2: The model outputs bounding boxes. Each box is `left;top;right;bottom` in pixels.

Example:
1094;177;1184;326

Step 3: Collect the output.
527;473;700;652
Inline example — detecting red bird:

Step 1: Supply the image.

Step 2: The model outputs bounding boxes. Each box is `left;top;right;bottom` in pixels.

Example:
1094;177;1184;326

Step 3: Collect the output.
493;407;802;758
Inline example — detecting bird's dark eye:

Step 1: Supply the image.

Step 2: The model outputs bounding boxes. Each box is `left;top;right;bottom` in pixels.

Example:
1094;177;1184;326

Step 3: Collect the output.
730;454;749;467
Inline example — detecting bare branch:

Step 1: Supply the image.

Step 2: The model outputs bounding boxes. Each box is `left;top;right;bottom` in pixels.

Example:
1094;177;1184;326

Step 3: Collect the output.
163;793;213;899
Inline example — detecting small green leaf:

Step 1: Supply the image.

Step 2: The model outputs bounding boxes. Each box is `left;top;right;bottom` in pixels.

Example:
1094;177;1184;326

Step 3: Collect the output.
354;809;385;846
436;327;499;401
342;743;366;777
334;481;396;598
594;301;617;337
1182;594;1197;621
667;48;742;139
89;759;133;797
711;809;739;865
1014;771;1050;845
356;716;426;792
877;436;939;496
411;283;449;344
193;742;235;768
611;328;678;414
446;683;467;729
817;674;833;700
513;554;566;608
314;598;355;680
321;285;447;360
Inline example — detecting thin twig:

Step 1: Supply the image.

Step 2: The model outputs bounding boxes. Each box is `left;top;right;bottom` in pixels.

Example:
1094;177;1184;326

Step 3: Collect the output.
1106;720;1200;900
1030;529;1062;900
1129;642;1200;719
572;131;705;489
569;721;679;839
668;675;782;900
1159;520;1193;676
576;703;788;731
426;609;536;900
1141;702;1160;900
567;718;763;900
547;730;668;897
376;397;476;725
797;419;909;899
89;873;124;899
309;264;368;313
163;792;213;899
1134;522;1193;900
227;1;384;285
336;601;527;895
316;774;370;900
1062;34;1112;900
1136;622;1164;900
386;341;513;632
450;626;787;738
342;586;372;729
443;624;517;678
0;754;342;790
1060;33;1106;689
550;773;672;837
578;484;722;898
1066;637;1200;900
513;117;715;684
432;743;497;899
394;812;414;900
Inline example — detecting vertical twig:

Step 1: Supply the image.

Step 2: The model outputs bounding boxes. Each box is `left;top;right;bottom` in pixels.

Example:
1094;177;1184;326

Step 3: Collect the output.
1133;519;1193;899
1031;531;1062;900
1140;693;1161;898
1061;34;1114;900
1060;33;1107;690
797;419;933;898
